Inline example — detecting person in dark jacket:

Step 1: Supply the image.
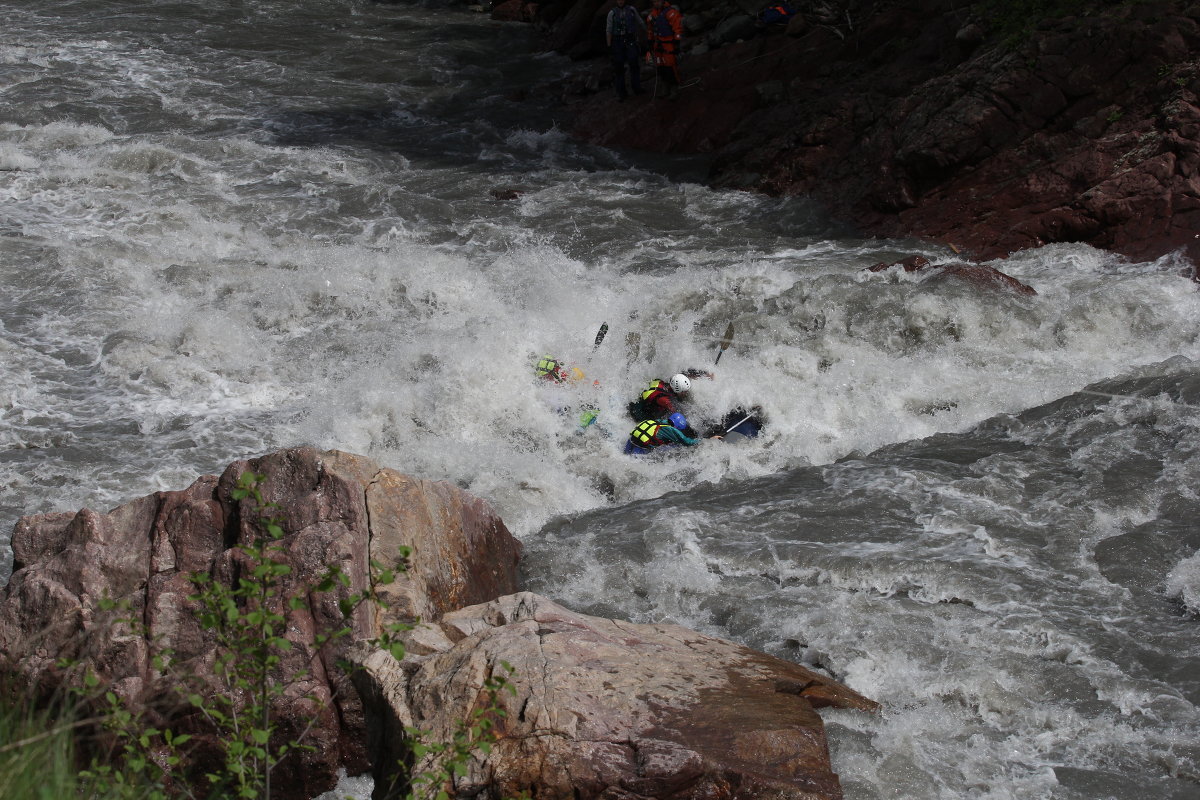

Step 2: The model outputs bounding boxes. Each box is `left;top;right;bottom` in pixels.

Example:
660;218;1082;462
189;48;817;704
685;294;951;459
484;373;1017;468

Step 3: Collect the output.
606;0;646;101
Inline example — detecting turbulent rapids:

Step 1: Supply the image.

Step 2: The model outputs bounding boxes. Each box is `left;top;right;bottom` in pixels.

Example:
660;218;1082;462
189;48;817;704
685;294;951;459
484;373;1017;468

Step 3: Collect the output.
2;1;1199;798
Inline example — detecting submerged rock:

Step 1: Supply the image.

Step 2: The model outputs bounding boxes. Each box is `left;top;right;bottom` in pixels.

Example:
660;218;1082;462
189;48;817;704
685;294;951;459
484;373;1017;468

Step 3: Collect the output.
350;591;879;800
868;255;1038;296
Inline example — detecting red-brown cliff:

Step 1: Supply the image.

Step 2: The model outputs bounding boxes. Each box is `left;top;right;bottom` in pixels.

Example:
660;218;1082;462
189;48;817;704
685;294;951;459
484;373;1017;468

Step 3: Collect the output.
523;0;1200;266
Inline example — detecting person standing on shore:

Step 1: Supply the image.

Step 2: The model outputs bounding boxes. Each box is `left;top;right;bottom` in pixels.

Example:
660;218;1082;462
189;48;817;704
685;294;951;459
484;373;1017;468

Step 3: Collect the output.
645;0;683;99
606;0;647;101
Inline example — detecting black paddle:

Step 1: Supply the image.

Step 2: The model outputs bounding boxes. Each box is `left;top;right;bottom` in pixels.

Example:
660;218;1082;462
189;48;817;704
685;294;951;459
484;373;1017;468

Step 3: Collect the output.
714;322;735;364
594;322;609;350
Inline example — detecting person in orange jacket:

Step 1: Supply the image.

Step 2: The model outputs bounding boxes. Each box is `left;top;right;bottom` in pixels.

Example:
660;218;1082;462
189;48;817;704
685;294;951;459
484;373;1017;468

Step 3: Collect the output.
645;0;683;99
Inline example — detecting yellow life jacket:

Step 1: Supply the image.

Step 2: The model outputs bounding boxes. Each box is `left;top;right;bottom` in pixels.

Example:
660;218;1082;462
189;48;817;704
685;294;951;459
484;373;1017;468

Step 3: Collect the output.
640;379;668;401
535;355;562;381
630;419;665;447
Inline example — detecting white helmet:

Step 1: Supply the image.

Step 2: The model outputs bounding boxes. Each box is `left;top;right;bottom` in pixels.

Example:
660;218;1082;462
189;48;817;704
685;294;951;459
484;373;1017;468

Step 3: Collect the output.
669;373;691;394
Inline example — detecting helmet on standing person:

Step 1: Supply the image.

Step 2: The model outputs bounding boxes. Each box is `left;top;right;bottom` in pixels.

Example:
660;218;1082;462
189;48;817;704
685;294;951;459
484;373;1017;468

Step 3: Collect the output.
669;373;691;395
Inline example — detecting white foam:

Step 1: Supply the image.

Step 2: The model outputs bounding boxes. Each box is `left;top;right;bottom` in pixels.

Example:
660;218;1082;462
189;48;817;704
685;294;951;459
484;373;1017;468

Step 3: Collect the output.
1165;551;1200;614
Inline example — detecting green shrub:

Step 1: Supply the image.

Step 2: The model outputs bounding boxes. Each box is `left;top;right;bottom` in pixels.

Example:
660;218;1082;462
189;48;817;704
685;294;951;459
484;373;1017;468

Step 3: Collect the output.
0;689;85;800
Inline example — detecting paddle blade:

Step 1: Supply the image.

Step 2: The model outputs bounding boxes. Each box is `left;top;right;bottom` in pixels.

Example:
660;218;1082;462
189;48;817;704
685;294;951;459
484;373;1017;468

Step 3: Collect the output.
594;322;609;349
715;322;735;363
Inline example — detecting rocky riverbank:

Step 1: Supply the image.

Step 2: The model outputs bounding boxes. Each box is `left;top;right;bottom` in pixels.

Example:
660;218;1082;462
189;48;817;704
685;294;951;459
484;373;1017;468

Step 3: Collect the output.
511;0;1200;268
0;448;877;799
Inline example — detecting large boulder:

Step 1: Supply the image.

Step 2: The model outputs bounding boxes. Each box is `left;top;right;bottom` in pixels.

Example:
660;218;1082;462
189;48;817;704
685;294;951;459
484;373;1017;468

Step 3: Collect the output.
0;447;522;800
350;592;879;800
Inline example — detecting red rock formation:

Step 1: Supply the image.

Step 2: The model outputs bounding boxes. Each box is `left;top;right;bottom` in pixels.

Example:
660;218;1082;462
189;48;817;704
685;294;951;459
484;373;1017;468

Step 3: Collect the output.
0;447;522;800
535;0;1200;265
350;592;879;800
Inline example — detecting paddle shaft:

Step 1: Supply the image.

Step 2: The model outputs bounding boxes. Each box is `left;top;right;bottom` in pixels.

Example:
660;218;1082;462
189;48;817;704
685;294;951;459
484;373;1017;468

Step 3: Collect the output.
724;412;755;434
715;322;735;364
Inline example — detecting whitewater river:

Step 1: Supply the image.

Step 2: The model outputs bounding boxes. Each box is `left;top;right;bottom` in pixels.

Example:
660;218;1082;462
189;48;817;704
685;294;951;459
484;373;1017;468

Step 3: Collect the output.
2;1;1198;798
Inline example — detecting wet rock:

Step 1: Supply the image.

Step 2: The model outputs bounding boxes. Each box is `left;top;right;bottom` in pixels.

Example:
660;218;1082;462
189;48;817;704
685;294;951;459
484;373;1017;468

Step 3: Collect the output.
868;255;1037;296
707;13;758;49
955;22;984;49
349;591;879;800
491;0;539;22
868;254;929;272
933;262;1038;297
0;447;522;800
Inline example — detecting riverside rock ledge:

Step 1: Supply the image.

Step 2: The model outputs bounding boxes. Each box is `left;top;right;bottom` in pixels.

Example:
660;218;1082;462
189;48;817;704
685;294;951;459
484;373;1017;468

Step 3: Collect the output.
349;591;880;800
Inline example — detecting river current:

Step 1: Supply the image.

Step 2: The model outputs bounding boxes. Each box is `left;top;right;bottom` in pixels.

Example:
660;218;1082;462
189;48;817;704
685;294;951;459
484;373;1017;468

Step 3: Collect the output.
2;1;1198;798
